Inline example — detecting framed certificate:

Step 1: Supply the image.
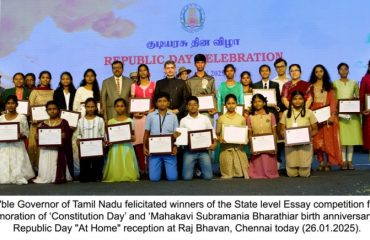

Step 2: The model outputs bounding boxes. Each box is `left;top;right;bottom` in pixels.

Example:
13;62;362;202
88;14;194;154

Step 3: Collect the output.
188;129;213;151
223;104;244;116
244;93;253;109
251;134;276;154
174;127;188;146
148;135;173;155
0;122;20;142
197;95;216;111
285;126;311;146
129;98;151;113
365;94;370;111
252;89;277;106
80;102;101;113
78;138;104;158
61;110;81;129
16;101;29;115
31;105;49;121
106;122;132;144
312;105;331;123
338;99;360;113
38;127;62;147
222;125;248;144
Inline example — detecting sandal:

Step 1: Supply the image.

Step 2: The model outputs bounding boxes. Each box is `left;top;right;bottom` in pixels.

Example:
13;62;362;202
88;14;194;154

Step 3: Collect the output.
316;165;324;172
341;162;348;170
348;162;355;170
324;166;331;172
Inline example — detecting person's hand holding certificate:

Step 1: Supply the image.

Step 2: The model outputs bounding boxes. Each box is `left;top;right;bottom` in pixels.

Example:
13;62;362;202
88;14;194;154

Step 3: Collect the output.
222;125;248;144
285;127;311;146
338;99;360;113
0;122;19;142
197;95;216;111
244;93;253;109
253;89;277;106
61;110;80;129
106;122;132;144
38;127;62;147
16;101;29;115
79;138;104;158
129;98;151;113
188;129;213;151
31;105;49;121
312;105;331;123
149;135;173;155
251;134;276;154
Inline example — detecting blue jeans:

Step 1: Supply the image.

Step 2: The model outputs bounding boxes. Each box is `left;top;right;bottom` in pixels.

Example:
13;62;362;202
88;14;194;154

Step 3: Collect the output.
149;155;177;181
183;150;213;180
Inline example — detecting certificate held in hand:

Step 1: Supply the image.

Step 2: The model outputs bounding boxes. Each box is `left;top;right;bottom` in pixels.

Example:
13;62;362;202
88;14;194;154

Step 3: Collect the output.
79;138;104;158
61;110;81;129
106;122;132;144
312;105;331;123
38;127;62;147
338;99;360;113
188;129;213;151
129;98;151;113
244;93;253;110
222;125;248;144
0;122;20;142
252;89;277;106
197;95;216;111
285;126;311;146
149;135;173;155
31;105;49;121
251;134;276;154
365;94;370;111
16;101;29;115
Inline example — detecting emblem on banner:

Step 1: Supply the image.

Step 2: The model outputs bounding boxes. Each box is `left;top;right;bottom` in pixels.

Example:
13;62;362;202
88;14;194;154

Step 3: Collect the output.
180;3;205;33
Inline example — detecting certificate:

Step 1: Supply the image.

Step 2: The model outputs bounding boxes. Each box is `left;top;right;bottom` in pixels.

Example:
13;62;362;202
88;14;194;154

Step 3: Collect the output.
16;101;29;115
366;94;370;111
149;135;173;155
188;129;213;151
129;98;151;113
174;127;188;146
61;110;81;128
38;127;62;147
251;134;276;154
79;138;104;158
197;95;216;111
0;122;19;142
80;102;101;113
312;105;331;123
222;125;248;144
244;93;253;109
338;99;360;113
106;122;132;144
285;127;311;146
223;105;244;116
31;105;49;121
252;88;277;106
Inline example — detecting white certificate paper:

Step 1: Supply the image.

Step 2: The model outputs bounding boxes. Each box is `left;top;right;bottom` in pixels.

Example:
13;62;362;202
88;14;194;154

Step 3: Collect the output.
61;110;80;128
285;127;311;146
38;128;62;146
223;105;244;116
16;101;29;115
253;89;277;105
313;105;331;123
79;139;104;158
251;134;276;153
338;100;360;113
149;135;173;154
366;94;370;111
189;130;213;151
80;102;101;114
107;123;132;143
31;105;49;121
0;123;19;142
197;95;216;111
222;125;248;144
174;128;188;146
244;94;253;109
129;98;151;113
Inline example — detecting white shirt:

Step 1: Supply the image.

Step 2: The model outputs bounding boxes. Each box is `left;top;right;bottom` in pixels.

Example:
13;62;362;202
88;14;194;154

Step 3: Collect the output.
179;113;216;138
77;116;105;139
73;87;94;116
272;76;290;94
63;91;70;110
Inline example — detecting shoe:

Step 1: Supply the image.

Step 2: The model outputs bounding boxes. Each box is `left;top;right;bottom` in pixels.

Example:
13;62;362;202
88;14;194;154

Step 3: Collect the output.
341;162;348;170
348;162;355;170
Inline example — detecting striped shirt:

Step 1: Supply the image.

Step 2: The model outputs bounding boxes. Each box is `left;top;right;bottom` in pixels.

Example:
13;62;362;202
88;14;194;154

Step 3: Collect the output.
77;116;105;139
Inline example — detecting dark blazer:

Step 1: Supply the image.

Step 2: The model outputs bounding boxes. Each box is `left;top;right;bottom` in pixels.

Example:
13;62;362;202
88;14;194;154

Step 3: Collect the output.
252;80;282;119
53;87;76;111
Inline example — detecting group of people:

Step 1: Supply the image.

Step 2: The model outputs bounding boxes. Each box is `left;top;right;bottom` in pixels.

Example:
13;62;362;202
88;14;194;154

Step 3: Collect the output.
0;54;370;185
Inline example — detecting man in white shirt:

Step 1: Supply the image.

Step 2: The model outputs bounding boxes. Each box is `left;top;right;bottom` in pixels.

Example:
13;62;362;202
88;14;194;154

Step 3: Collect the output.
179;96;217;180
271;58;290;94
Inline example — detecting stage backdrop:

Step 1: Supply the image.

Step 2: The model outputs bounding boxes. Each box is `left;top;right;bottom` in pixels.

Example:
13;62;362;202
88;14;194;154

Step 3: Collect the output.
0;0;369;88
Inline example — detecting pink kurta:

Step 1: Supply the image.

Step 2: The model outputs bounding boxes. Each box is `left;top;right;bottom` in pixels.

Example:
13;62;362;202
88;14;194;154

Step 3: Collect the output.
360;74;370;150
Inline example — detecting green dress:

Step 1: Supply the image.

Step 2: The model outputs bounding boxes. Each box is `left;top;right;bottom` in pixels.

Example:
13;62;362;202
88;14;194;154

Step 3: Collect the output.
103;118;139;182
333;80;363;145
216;81;244;111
